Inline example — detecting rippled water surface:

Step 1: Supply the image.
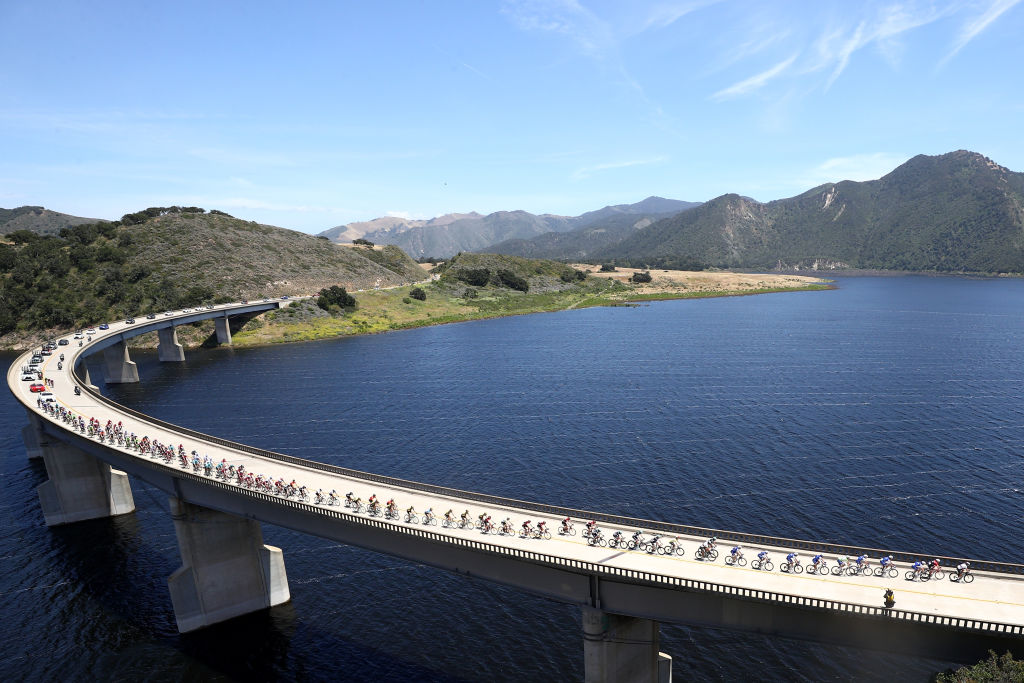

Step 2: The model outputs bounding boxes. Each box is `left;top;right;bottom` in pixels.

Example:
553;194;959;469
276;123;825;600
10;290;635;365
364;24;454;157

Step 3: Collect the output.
4;276;1024;681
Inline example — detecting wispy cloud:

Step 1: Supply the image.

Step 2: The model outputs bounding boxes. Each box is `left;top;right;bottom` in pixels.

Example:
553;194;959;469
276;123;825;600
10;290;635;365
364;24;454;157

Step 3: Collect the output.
711;54;798;100
571;156;667;180
942;0;1022;65
640;0;723;32
798;152;907;187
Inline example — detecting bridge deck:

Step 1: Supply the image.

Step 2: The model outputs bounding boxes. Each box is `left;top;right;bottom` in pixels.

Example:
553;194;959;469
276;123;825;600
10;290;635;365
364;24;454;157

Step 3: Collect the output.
10;303;1024;633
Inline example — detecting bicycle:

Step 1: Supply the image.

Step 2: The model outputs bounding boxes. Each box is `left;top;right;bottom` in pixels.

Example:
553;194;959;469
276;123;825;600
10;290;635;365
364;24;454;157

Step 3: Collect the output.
695;547;719;561
660;541;685;557
806;561;829;576
752;557;774;571
725;553;747;567
559;522;576;536
405;513;419;524
950;571;975;584
588;531;607;547
874;564;898;579
781;560;803;574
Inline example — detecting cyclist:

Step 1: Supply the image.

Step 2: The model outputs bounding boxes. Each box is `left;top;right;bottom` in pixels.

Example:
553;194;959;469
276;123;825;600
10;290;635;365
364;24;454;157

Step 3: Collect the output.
856;554;870;573
328;489;339;504
537;521;547;536
880;555;893;570
757;550;770;568
478;512;488;527
501;518;513;534
611;530;625;546
424;507;434;523
460;510;470;527
699;537;715;558
785;552;798;571
406;505;416;520
315;489;325;504
811;553;824;571
631;530;645;548
585;520;597;537
561;517;573;534
911;560;925;579
522;520;534;536
956;561;970;580
929;558;941;577
730;545;744;562
346;492;354;506
445;510;455;525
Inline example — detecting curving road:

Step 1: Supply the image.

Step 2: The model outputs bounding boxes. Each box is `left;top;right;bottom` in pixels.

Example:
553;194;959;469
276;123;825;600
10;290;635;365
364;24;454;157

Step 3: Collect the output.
8;299;1024;668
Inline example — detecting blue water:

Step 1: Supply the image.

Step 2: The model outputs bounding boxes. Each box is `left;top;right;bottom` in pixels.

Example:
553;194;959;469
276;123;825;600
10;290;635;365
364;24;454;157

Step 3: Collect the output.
3;275;1024;681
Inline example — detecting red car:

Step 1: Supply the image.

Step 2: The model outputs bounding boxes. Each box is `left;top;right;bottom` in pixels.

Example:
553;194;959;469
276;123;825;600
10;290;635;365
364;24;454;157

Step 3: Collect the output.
30;383;45;393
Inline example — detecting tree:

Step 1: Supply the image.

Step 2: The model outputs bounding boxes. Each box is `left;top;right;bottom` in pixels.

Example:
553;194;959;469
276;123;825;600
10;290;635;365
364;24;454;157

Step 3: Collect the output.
631;271;652;283
599;264;617;272
936;650;1024;681
457;268;491;287
317;285;355;311
496;269;529;292
409;287;426;301
353;237;374;246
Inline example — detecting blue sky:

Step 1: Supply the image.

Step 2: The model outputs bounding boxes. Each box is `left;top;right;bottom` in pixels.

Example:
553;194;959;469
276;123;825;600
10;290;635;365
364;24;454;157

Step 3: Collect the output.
1;0;1021;233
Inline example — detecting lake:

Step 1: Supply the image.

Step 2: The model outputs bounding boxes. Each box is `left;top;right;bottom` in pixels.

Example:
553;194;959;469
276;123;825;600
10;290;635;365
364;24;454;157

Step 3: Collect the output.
3;275;1023;681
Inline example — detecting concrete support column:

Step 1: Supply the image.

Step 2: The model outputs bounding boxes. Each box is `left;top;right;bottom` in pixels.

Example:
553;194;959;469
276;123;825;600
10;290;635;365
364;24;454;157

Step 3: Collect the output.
157;327;185;362
81;365;100;391
22;411;49;460
102;341;139;384
167;498;289;632
36;439;135;526
214;317;232;345
582;607;671;683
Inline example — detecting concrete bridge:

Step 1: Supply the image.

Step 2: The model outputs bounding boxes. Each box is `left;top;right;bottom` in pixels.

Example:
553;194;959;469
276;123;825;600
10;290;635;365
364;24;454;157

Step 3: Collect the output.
9;300;1024;682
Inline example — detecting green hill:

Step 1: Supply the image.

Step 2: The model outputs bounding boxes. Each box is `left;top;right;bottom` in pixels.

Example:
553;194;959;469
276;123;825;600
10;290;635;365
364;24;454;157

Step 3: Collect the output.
594;151;1024;273
0;206;100;236
0;206;424;344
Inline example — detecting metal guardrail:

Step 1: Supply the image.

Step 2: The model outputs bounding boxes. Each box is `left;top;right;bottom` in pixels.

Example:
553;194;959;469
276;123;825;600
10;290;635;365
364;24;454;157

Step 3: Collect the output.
67;360;1024;577
157;464;1024;637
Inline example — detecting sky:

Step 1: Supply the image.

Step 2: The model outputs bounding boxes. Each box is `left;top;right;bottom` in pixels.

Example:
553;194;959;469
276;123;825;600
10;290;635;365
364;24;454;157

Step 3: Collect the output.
1;0;1022;233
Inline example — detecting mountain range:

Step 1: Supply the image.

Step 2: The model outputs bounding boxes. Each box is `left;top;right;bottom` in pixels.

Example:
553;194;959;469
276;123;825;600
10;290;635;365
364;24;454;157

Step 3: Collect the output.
582;150;1024;273
317;197;699;258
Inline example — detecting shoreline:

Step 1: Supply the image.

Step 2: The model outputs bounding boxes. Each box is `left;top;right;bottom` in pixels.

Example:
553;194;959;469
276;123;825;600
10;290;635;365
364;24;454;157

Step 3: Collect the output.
0;270;832;352
224;278;833;349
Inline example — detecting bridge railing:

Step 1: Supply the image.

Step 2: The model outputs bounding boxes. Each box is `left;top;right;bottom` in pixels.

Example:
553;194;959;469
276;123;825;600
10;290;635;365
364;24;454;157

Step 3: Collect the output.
147;459;1024;638
69;362;1024;577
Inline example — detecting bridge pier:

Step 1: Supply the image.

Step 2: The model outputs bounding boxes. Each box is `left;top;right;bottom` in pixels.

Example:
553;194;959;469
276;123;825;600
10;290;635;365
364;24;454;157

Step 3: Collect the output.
167;498;289;632
214;317;232;345
102;341;139;384
22;411;49;460
35;438;135;526
157;327;185;362
582;607;671;683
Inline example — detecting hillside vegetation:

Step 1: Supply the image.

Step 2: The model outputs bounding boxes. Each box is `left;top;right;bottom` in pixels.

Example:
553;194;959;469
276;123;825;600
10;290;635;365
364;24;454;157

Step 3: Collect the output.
0;206;99;236
0;206;423;345
594;151;1024;273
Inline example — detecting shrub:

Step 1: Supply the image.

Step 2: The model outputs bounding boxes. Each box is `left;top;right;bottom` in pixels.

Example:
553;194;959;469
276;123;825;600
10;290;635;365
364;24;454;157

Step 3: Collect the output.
409;287;426;301
631;271;653;283
457;268;491;287
402;297;412;304
560;268;587;283
496;269;529;292
353;237;374;246
317;285;356;310
599;264;617;272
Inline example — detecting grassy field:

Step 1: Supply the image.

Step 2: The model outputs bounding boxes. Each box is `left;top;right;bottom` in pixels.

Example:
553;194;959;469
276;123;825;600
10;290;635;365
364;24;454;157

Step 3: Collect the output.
229;275;831;347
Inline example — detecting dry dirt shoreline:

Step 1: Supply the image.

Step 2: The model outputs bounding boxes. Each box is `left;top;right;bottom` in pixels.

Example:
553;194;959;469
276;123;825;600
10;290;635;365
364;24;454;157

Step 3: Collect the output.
576;265;828;295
